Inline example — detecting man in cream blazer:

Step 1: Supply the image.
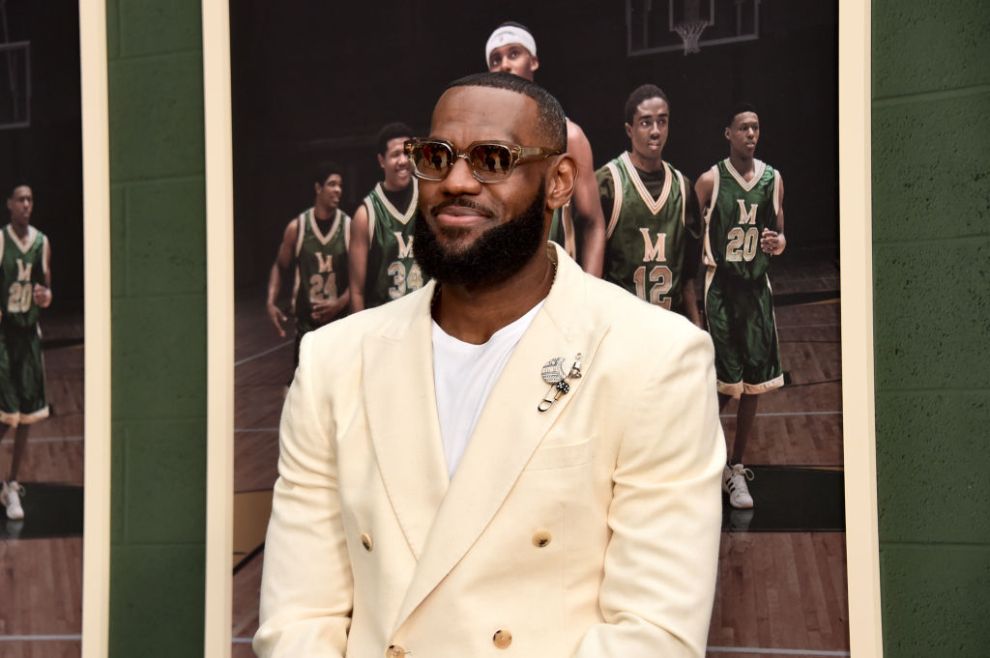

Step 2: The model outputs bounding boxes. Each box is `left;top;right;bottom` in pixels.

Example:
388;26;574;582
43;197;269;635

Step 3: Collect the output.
255;72;725;658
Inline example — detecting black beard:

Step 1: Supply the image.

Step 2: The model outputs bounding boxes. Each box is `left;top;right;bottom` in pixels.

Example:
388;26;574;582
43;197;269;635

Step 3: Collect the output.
413;188;546;289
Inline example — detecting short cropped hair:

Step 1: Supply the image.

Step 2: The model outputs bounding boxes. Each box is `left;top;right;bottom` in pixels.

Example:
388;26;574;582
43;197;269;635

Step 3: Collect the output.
624;84;669;125
313;161;343;187
7;182;30;198
445;71;567;151
726;102;759;128
376;122;414;155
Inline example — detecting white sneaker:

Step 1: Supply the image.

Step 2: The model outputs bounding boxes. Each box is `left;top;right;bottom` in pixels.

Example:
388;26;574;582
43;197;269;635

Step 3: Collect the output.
1;481;25;520
722;464;754;509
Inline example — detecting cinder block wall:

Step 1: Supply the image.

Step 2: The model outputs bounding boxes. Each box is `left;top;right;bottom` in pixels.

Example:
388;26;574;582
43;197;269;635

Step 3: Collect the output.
872;1;990;656
107;1;206;656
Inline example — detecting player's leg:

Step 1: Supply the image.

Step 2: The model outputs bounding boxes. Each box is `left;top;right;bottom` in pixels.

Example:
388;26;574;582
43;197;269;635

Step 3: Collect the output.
731;394;758;465
706;271;754;508
2;327;49;520
0;337;24;519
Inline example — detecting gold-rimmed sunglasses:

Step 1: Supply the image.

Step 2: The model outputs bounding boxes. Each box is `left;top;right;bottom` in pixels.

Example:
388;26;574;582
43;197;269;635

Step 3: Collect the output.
404;138;561;184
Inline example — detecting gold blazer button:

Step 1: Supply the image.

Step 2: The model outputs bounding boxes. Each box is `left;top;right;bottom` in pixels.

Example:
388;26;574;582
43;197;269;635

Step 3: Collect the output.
361;533;374;551
532;530;552;548
385;644;405;658
492;629;513;649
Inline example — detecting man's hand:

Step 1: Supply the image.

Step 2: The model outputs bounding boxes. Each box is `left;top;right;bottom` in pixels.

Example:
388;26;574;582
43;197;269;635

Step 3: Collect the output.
33;284;52;309
267;302;288;338
310;297;347;325
760;228;786;256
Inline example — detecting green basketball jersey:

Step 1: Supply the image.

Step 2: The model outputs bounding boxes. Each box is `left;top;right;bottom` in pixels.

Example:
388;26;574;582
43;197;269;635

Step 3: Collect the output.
292;207;350;334
1;224;48;329
363;181;426;309
548;203;576;259
598;153;691;311
703;158;781;281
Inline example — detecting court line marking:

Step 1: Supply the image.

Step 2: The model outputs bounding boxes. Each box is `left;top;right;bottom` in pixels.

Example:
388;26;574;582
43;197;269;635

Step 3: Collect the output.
0;434;84;445
708;647;849;656
0;634;82;641
235;341;292;367
721;411;842;418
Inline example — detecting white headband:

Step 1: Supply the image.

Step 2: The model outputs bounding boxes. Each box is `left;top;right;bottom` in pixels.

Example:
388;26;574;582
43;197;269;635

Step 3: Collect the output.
485;25;537;64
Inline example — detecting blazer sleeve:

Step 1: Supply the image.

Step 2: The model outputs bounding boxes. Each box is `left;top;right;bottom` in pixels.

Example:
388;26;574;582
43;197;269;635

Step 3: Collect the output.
253;333;354;657
573;326;725;658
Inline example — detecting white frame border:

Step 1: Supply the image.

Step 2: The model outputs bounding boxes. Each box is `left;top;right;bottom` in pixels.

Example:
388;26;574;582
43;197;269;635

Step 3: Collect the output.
202;1;883;655
80;0;111;656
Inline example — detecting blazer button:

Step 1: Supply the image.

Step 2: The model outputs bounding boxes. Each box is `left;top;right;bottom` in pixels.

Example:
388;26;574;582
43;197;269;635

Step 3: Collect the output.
493;629;513;649
361;533;374;551
532;530;552;548
385;644;405;658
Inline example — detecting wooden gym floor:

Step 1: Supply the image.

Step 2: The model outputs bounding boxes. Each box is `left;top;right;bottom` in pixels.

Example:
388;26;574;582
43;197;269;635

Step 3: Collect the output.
0;309;84;658
231;246;849;658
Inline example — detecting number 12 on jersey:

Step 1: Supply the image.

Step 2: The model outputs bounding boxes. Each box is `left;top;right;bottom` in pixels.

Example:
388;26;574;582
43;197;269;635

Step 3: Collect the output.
633;265;673;309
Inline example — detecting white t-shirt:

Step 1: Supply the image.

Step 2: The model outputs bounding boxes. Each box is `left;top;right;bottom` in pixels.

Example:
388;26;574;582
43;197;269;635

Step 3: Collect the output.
432;301;544;478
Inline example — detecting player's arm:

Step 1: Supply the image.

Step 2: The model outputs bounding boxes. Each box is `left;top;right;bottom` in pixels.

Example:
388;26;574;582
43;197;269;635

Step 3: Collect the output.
33;236;53;308
761;174;786;255
680;176;703;328
254;334;352;658
694;169;715;217
567;122;605;277
309;288;350;324
266;220;298;338
348;204;370;312
574;327;724;657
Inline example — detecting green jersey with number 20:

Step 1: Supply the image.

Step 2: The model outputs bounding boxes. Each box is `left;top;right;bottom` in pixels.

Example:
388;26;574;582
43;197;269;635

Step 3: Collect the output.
703;158;782;281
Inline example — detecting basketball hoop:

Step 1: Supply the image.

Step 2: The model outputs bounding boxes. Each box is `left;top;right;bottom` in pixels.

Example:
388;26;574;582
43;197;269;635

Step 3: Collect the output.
673;19;708;55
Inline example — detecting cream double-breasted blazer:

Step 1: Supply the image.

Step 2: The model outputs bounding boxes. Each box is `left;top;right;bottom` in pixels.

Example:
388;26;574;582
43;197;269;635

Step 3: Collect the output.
254;244;725;658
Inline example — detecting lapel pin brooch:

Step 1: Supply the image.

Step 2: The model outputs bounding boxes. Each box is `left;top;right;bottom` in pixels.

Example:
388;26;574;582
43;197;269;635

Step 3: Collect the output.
538;353;583;412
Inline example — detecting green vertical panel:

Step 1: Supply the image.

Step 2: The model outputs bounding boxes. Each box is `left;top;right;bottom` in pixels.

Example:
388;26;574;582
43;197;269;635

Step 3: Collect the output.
873;0;990;656
108;1;206;657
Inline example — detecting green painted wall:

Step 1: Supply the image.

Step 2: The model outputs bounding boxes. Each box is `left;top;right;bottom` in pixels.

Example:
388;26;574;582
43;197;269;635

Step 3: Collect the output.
872;1;990;656
107;1;206;656
100;1;990;655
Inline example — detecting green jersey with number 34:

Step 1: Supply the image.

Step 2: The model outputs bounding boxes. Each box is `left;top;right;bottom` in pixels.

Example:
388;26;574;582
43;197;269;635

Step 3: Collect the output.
703;158;782;281
1;224;48;329
363;181;426;309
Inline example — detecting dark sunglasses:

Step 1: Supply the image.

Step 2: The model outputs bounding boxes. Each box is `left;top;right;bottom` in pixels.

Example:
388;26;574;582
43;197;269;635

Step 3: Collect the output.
404;138;561;184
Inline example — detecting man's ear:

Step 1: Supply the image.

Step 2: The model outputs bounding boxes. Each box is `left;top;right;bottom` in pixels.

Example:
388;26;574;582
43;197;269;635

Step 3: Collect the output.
724;127;731;141
546;155;576;211
625;122;633;140
377;153;386;169
314;182;322;195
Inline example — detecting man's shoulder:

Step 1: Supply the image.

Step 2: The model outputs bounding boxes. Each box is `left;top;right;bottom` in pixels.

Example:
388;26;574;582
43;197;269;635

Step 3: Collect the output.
304;285;432;353
565;117;589;147
584;272;704;341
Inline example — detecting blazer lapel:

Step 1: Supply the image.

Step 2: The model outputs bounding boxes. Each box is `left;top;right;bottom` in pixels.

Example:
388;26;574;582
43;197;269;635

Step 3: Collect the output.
363;283;449;560
392;245;610;630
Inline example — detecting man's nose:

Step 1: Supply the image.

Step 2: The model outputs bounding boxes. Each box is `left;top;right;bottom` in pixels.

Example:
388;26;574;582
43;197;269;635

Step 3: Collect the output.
498;59;513;73
440;157;481;196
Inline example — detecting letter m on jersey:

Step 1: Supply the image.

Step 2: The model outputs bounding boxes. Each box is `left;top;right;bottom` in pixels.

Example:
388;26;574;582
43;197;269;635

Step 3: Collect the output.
395;232;414;259
16;258;32;282
314;253;334;273
639;228;667;262
737;199;758;225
